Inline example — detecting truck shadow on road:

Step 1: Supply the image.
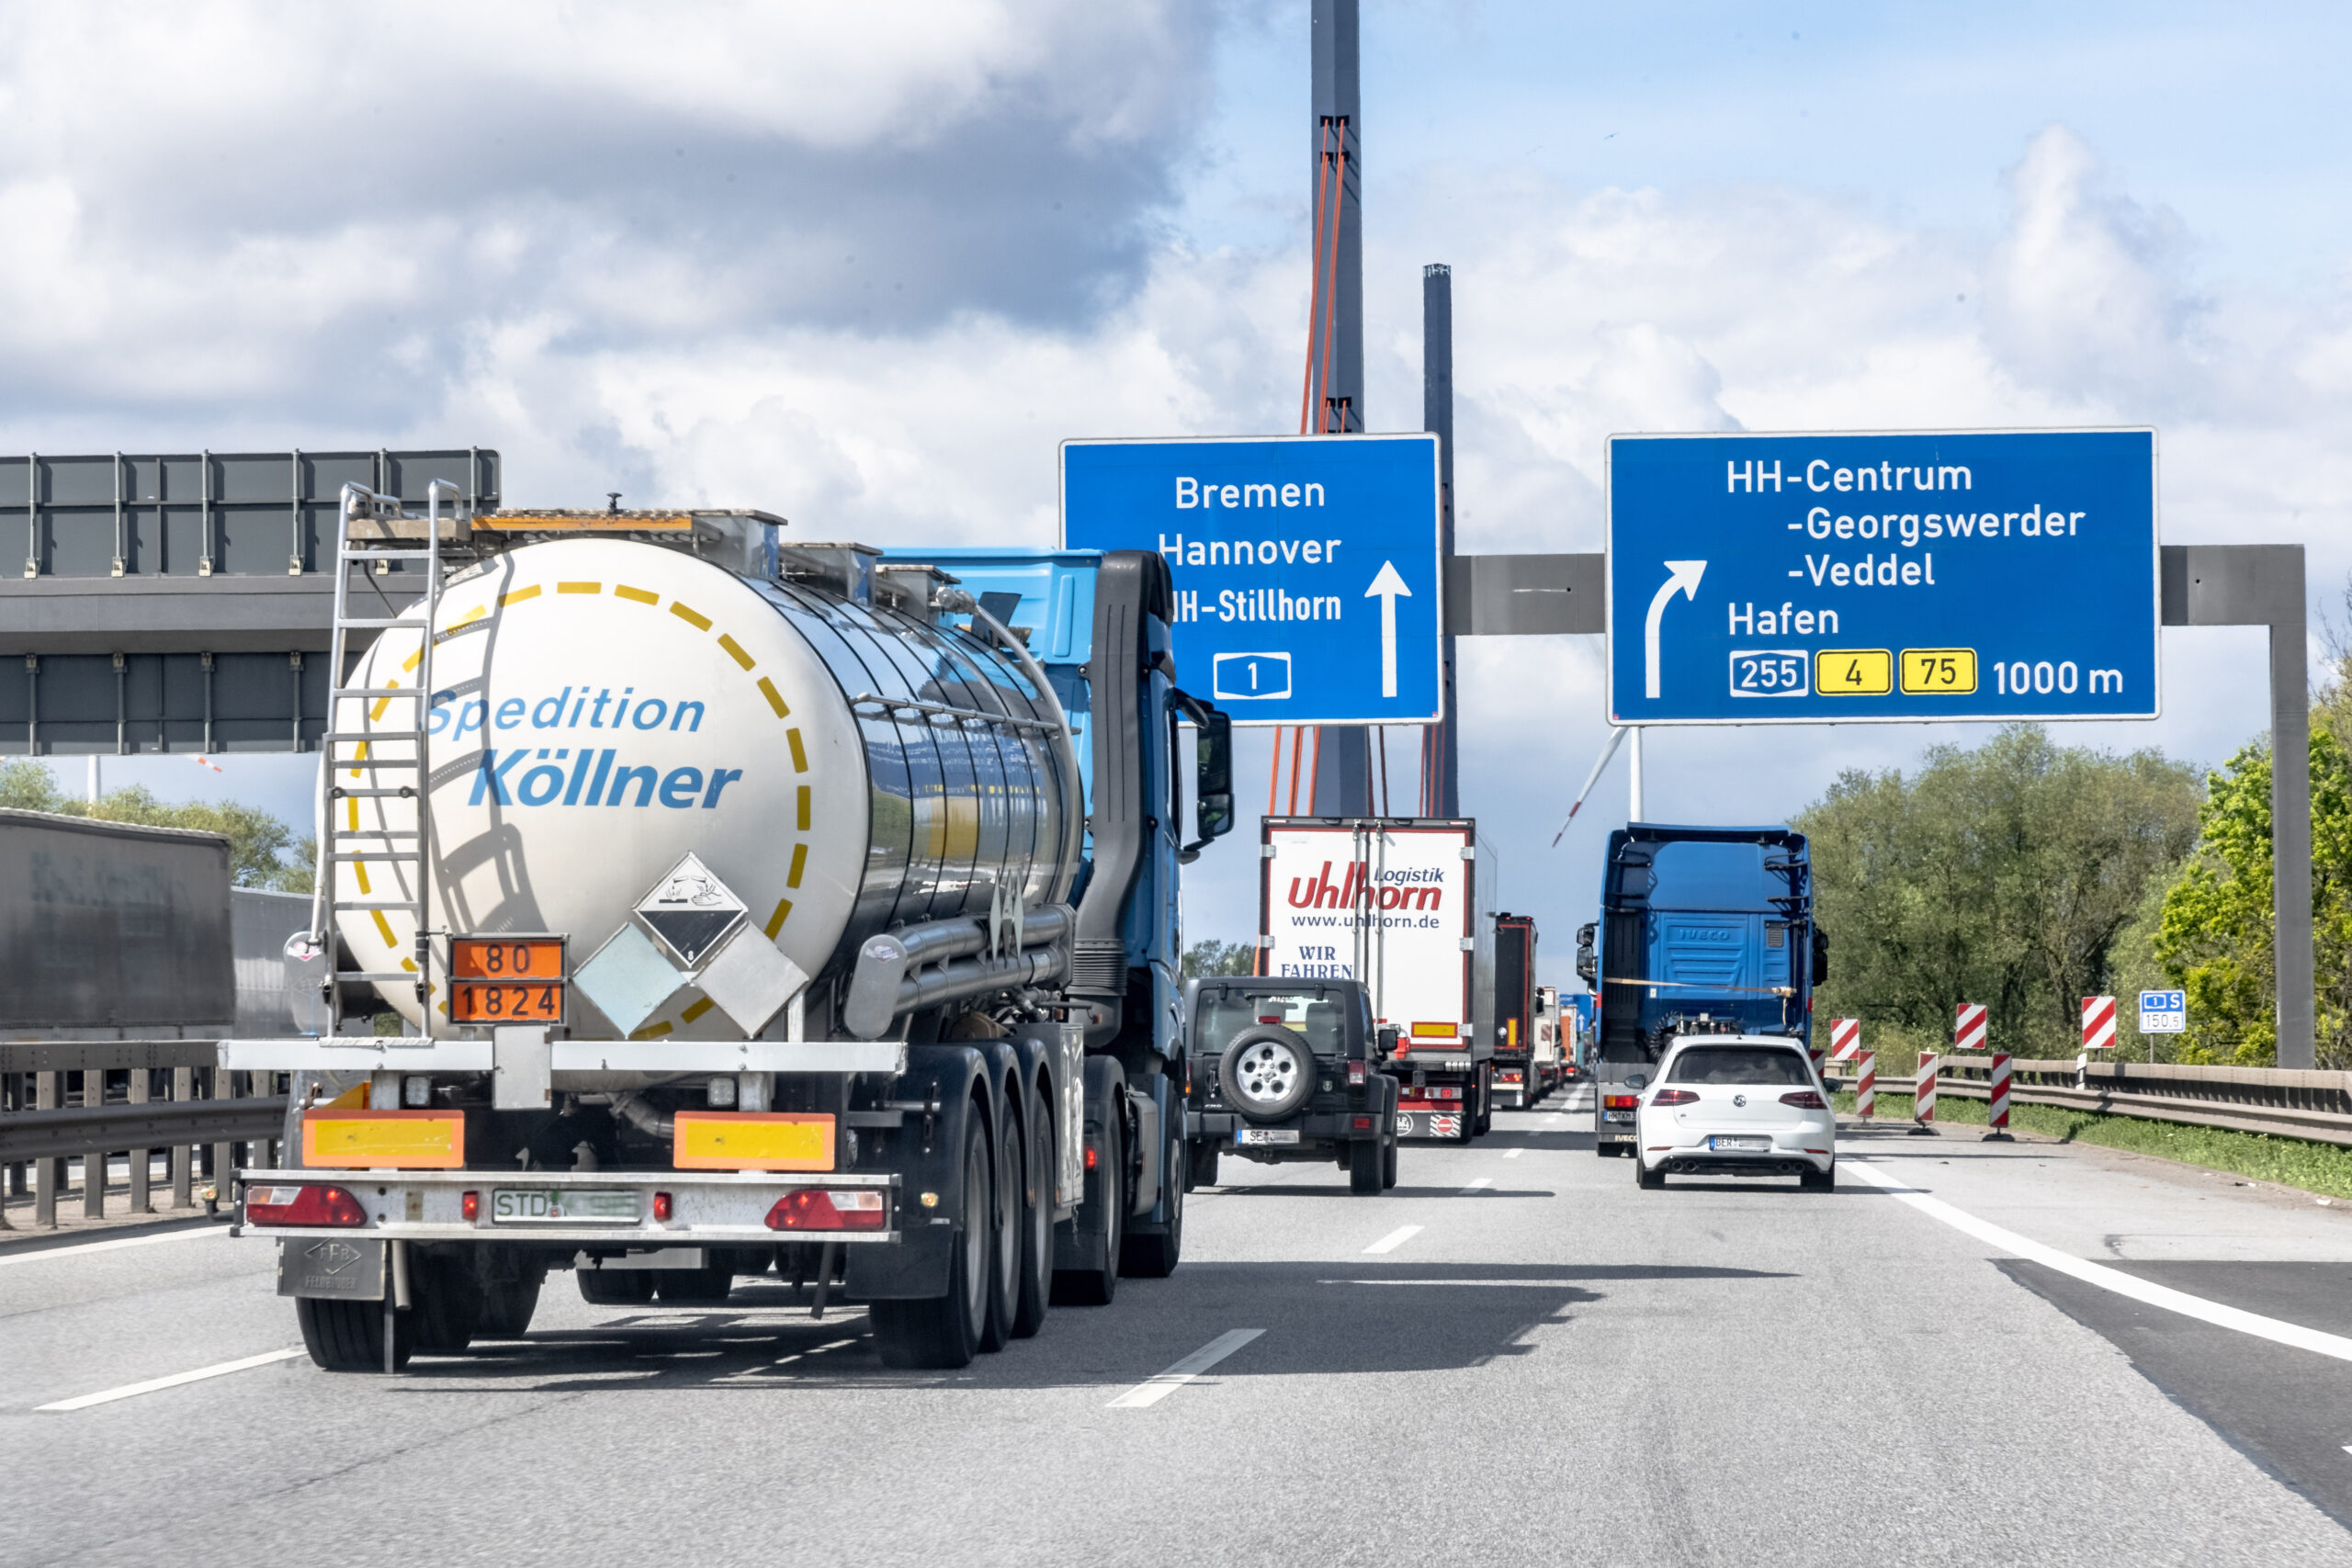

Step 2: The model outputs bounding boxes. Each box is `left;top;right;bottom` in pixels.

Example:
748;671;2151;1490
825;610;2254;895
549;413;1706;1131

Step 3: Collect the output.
388;1258;1796;1394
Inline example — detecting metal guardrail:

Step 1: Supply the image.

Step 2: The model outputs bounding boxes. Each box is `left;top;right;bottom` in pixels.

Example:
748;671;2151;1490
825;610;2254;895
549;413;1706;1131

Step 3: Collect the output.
1827;1057;2352;1147
0;1040;284;1231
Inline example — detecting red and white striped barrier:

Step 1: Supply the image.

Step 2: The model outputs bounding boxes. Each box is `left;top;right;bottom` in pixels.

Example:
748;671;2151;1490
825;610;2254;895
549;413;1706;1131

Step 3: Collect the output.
1955;1002;1987;1051
1857;1050;1876;1119
1985;1052;2014;1141
1829;1018;1860;1061
2082;995;2116;1051
1915;1050;1937;1123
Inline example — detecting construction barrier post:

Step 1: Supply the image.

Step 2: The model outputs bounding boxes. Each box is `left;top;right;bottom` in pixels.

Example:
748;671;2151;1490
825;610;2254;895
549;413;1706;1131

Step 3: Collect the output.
1955;1001;1987;1052
1857;1050;1875;1120
1984;1051;2014;1142
1909;1049;1939;1135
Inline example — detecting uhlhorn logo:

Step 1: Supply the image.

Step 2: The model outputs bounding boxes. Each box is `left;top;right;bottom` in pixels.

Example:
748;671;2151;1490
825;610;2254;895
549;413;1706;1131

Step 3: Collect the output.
1287;861;1443;911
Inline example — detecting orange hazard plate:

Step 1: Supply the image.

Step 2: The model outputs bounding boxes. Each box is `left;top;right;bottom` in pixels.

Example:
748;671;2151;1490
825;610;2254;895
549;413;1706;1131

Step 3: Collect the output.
672;1112;835;1171
301;1111;467;1168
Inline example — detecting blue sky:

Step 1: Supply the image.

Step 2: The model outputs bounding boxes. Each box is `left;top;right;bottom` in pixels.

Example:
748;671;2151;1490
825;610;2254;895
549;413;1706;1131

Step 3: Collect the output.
4;3;2346;987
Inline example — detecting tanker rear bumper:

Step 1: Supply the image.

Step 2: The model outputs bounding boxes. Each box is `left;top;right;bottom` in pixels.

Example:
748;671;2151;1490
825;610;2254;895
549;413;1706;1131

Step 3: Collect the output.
233;1167;899;1247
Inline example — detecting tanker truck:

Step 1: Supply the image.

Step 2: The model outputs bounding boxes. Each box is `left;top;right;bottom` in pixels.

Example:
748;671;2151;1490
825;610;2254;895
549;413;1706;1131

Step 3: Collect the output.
225;489;1234;1372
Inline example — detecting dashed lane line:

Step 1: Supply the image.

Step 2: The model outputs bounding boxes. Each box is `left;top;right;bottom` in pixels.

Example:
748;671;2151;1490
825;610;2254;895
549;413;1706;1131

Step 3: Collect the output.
1503;1148;1524;1159
1459;1176;1493;1195
1844;1157;2352;1363
0;1225;228;1268
1363;1224;1422;1255
36;1348;304;1412
1105;1329;1264;1409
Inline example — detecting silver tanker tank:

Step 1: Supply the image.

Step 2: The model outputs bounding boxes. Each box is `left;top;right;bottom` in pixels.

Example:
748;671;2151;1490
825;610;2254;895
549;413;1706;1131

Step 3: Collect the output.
326;534;1080;1038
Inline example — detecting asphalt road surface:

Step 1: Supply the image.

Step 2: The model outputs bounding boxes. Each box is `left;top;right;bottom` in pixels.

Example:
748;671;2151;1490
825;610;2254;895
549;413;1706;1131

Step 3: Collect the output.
8;1091;2352;1567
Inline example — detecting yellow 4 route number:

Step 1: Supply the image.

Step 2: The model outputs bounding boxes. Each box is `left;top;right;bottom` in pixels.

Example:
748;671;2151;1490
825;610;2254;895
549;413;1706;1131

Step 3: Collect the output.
1815;649;1892;696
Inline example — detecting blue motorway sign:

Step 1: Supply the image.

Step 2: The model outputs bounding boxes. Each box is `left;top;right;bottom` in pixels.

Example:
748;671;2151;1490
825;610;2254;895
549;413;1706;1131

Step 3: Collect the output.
1606;429;2159;724
1062;434;1443;725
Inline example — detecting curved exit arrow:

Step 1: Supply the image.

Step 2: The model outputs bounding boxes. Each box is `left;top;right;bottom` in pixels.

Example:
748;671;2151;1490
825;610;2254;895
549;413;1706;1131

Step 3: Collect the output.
1643;559;1706;700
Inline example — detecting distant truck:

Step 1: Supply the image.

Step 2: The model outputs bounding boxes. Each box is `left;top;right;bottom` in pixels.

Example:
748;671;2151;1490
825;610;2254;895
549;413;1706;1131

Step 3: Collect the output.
1532;985;1564;1098
1491;913;1541;1110
1561;989;1595;1079
1259;816;1494;1143
1577;825;1826;1156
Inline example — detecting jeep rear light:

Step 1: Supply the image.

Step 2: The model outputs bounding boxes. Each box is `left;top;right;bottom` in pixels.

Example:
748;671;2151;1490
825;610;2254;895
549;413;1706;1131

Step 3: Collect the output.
1257;1015;1283;1024
1346;1061;1367;1085
1352;1116;1373;1131
764;1189;888;1232
1781;1090;1828;1110
244;1184;366;1227
1650;1089;1699;1106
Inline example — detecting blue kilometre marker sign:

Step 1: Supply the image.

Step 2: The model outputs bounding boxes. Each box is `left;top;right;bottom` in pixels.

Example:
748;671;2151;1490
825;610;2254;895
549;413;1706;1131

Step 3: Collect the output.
1606;428;2159;724
1062;434;1443;726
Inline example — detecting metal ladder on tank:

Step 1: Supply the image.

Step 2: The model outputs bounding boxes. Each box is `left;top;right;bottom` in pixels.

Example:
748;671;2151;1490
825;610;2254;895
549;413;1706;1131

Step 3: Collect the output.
310;479;461;1032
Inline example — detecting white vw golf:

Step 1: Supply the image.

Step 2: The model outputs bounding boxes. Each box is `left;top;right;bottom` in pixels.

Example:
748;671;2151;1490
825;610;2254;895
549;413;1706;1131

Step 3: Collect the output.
1634;1035;1836;1190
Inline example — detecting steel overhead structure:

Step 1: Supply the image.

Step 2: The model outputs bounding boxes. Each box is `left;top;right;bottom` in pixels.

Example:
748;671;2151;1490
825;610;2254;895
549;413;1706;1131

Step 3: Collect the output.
1445;543;2317;1071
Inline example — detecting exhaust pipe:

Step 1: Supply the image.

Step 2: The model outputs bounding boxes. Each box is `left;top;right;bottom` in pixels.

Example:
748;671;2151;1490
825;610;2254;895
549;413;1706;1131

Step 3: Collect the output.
843;905;1074;1040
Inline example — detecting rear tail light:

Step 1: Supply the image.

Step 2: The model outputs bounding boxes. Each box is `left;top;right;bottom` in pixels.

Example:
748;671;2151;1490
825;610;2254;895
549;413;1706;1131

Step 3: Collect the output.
1084;1144;1098;1170
1256;1015;1283;1024
244;1184;367;1227
1781;1090;1828;1110
764;1189;888;1232
1352;1116;1373;1131
461;1190;481;1222
1602;1095;1640;1109
1649;1089;1698;1106
1347;1061;1367;1086
651;1191;673;1222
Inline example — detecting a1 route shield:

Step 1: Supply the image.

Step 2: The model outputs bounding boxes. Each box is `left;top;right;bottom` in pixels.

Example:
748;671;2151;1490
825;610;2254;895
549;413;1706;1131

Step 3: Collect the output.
1062;434;1442;725
1605;428;2159;724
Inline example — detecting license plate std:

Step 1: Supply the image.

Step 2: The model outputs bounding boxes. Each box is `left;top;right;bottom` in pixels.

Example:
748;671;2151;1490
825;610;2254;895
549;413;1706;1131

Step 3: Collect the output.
1709;1135;1770;1152
1602;1111;1635;1123
1235;1128;1302;1146
491;1188;638;1224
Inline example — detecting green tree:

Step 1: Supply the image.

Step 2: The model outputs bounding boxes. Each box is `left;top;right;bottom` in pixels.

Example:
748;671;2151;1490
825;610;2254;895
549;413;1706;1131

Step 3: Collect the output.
1798;726;2201;1055
1182;938;1256;978
0;760;311;889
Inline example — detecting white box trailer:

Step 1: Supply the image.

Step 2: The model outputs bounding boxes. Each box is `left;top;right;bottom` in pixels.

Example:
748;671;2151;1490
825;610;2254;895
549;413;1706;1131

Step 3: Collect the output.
1259;817;1494;1143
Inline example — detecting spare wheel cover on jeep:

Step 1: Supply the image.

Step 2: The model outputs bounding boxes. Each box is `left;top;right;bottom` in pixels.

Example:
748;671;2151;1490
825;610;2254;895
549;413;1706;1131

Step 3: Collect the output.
1217;1027;1317;1122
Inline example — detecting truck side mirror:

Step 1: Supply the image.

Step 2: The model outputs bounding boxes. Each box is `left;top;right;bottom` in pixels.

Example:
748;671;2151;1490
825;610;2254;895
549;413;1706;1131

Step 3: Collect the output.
1173;693;1233;862
1576;920;1598;986
1811;926;1830;987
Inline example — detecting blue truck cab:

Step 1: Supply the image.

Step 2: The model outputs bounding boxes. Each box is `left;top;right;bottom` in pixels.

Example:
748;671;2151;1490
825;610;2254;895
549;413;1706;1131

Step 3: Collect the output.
1576;824;1826;1156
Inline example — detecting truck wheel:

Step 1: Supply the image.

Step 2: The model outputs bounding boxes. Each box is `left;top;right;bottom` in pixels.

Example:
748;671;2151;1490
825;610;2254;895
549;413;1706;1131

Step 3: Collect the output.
1474;1069;1494;1137
1186;1139;1220;1190
478;1273;543;1337
1120;1150;1182;1278
872;1111;992;1368
1217;1028;1316;1122
978;1108;1020;1353
1381;1135;1397;1190
412;1252;483;1354
577;1268;656;1304
1012;1093;1053;1338
296;1295;413;1373
1052;1109;1122;1307
1349;1137;1383;1194
655;1266;736;1304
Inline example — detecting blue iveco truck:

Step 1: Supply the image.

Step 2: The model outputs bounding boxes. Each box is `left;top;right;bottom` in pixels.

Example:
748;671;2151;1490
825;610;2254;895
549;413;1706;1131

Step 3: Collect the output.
1575;825;1826;1156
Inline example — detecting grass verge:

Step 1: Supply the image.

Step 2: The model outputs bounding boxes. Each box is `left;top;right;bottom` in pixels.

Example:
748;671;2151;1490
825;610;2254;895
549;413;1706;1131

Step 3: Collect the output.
1829;1089;2352;1201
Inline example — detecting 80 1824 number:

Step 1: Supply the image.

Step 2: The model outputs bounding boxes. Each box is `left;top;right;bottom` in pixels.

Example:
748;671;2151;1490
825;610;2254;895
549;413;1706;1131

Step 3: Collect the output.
1728;649;1810;698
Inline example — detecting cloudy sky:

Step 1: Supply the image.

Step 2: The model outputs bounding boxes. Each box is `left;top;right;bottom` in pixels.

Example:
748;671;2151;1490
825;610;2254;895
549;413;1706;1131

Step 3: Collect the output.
7;1;2350;986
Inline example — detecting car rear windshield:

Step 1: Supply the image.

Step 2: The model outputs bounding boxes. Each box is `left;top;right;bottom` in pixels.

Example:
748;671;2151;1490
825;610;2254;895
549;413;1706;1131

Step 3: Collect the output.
1664;1046;1810;1086
1197;990;1347;1055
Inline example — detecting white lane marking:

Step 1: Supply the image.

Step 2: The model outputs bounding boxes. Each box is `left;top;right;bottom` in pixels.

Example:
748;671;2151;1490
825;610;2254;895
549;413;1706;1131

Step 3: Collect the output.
0;1225;228;1268
1106;1329;1264;1409
1844;1159;2352;1363
1502;1148;1524;1159
36;1348;304;1412
1321;1278;1587;1287
1363;1224;1422;1255
1460;1176;1493;1195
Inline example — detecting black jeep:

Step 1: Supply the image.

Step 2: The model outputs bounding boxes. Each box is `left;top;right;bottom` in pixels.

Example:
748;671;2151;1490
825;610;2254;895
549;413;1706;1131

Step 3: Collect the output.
1182;977;1398;1195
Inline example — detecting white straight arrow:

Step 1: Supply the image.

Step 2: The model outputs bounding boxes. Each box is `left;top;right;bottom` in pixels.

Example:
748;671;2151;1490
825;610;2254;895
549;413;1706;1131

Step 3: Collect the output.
1643;559;1707;700
1365;560;1411;699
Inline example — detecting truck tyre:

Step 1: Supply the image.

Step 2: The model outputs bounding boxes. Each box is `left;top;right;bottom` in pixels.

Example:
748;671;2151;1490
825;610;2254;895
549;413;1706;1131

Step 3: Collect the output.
1052;1107;1122;1307
577;1268;656;1304
1186;1138;1220;1190
296;1295;413;1373
655;1266;736;1304
479;1272;544;1338
979;1105;1020;1353
412;1252;483;1354
1217;1028;1316;1122
1349;1136;1383;1194
1012;1093;1053;1338
872;1111;992;1369
1382;1134;1397;1190
1120;1148;1182;1278
1474;1068;1494;1137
